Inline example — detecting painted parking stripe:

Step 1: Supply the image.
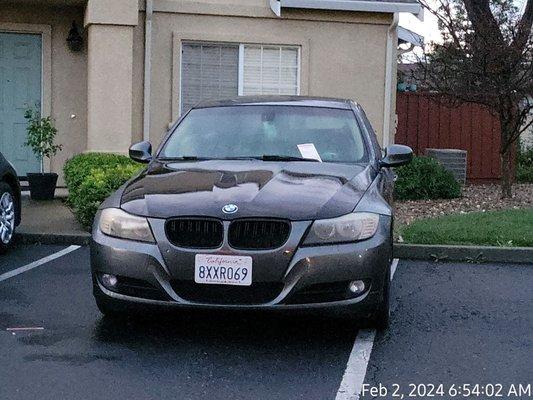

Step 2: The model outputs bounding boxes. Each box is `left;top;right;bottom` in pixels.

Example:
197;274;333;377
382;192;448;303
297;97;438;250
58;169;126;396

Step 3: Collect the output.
390;258;399;280
335;258;400;400
335;329;376;400
0;245;81;283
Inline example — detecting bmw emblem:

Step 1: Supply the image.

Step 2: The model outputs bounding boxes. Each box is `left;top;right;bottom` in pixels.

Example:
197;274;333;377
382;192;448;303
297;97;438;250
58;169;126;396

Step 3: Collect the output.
222;204;238;214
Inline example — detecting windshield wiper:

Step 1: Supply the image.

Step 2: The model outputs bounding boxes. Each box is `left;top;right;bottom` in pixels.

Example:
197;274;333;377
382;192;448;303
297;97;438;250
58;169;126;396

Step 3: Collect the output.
158;156;212;161
158;155;320;162
261;155;320;162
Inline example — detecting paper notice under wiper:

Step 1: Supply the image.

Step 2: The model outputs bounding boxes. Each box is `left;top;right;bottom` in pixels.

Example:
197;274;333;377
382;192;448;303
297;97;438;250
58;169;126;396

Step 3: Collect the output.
297;143;322;162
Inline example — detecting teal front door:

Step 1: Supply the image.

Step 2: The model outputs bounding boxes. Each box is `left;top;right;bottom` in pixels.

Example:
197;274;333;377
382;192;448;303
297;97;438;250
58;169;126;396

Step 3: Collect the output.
0;32;42;176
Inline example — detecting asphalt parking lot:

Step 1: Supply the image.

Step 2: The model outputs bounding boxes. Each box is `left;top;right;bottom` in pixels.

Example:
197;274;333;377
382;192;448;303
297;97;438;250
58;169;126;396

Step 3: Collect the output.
1;244;531;400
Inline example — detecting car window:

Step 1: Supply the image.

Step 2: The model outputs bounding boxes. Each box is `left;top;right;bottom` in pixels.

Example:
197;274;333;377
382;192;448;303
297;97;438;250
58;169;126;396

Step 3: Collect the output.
160;106;369;163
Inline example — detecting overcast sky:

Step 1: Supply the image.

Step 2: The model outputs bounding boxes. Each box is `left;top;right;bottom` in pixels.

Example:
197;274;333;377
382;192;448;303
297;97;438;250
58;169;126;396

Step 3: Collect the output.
399;0;528;45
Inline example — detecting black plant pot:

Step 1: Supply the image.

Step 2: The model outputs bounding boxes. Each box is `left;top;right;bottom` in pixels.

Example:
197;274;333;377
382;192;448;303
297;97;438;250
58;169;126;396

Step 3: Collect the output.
27;173;58;201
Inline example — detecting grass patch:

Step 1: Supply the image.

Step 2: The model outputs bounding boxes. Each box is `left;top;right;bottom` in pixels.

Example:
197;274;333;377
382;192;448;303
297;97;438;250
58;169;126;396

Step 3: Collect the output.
400;208;533;247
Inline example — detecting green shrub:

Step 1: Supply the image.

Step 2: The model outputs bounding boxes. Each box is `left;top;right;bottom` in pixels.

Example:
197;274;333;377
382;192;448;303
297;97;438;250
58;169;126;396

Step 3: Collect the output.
64;153;142;228
64;153;137;204
516;147;533;183
394;156;462;200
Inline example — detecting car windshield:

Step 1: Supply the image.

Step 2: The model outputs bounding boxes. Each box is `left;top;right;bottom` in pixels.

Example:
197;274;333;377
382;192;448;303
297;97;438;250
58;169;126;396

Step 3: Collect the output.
159;105;369;163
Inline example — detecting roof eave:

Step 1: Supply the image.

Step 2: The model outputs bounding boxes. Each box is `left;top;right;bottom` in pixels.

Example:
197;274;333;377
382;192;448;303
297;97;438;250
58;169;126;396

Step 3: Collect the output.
271;0;423;19
398;26;424;47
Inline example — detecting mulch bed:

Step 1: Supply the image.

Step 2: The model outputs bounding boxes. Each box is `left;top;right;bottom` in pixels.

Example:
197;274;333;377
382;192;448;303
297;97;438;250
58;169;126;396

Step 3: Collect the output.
394;183;533;227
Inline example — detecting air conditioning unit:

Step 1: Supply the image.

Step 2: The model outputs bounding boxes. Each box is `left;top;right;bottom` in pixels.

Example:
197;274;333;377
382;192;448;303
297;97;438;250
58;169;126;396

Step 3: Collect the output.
426;148;467;184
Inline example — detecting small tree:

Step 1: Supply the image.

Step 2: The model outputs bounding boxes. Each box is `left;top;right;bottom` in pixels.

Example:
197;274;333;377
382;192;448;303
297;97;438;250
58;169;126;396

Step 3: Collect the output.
24;107;62;174
414;0;533;197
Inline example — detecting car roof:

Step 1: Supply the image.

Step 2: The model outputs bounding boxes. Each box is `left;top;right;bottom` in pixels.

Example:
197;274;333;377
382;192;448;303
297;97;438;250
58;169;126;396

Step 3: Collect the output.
192;96;357;110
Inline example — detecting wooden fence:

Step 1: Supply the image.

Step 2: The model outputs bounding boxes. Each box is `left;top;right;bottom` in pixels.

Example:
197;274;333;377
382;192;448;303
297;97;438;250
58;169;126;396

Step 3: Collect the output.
395;92;502;182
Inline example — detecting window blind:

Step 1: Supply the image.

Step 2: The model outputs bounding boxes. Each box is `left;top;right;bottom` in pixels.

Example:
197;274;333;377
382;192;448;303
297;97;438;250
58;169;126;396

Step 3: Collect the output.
242;45;299;96
181;43;239;113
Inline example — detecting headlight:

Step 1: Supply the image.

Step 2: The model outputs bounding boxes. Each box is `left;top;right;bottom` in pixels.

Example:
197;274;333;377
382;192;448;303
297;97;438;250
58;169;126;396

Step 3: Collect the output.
99;208;155;243
304;212;380;245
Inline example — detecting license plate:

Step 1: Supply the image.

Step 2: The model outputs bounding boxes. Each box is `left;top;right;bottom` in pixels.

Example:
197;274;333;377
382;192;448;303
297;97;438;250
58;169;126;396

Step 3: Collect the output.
194;254;252;286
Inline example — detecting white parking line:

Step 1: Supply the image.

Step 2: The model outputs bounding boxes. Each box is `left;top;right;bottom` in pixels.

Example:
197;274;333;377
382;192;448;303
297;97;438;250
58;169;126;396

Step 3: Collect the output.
0;245;81;283
390;258;399;281
335;258;400;400
335;329;376;400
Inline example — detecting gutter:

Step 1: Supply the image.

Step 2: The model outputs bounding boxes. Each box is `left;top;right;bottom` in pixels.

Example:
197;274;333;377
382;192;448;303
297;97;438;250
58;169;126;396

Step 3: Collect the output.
382;12;399;148
271;0;423;19
143;0;154;142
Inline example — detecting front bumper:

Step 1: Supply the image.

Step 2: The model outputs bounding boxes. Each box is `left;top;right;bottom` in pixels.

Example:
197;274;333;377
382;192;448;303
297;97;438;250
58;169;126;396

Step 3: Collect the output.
90;214;392;313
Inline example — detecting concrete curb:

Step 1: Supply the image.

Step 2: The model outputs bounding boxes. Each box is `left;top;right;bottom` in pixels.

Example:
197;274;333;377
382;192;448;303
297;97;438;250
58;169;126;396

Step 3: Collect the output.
15;232;91;246
394;243;533;264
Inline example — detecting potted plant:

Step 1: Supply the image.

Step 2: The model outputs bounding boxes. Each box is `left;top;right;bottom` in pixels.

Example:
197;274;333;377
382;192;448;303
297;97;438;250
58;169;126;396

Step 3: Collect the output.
24;107;62;200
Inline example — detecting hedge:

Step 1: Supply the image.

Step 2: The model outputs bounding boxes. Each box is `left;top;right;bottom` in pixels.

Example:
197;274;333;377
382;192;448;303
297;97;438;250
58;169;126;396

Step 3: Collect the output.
394;156;462;201
517;147;533;183
64;153;142;229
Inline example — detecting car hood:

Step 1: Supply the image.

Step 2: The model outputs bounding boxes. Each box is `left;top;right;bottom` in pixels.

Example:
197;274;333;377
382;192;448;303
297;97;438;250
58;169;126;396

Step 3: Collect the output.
120;160;374;220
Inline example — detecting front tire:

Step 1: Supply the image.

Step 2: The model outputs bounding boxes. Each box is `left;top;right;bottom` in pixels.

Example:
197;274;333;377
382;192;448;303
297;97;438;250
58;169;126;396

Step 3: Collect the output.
0;182;17;254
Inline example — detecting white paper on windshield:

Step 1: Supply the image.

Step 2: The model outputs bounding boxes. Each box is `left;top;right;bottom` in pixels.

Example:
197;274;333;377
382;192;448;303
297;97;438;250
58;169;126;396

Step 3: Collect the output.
297;143;322;162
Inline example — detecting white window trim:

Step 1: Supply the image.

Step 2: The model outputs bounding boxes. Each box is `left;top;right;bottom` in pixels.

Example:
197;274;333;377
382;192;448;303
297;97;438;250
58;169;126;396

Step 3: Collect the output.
172;32;310;121
296;46;302;95
238;44;244;96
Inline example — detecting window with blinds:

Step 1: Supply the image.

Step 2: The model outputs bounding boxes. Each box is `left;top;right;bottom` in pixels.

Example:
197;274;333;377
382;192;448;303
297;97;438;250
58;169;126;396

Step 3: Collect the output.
241;45;300;96
180;42;300;113
181;43;239;113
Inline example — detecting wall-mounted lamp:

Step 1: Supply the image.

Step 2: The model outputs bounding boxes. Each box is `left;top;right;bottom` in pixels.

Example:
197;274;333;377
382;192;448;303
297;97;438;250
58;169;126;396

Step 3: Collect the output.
67;21;83;52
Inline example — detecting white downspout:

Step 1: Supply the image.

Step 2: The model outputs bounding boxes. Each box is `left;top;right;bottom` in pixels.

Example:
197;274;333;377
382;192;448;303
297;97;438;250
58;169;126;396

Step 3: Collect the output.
143;0;154;142
382;12;399;147
270;0;281;16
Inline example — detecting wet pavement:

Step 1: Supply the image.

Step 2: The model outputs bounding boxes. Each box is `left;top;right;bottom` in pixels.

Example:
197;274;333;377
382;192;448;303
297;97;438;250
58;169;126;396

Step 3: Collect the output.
0;244;531;400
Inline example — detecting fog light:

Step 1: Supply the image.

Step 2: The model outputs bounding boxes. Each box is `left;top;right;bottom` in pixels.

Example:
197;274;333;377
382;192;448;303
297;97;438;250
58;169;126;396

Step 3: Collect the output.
348;280;365;295
101;274;118;288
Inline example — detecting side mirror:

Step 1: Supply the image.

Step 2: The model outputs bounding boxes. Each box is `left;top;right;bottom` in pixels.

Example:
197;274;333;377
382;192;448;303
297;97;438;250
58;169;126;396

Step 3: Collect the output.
380;144;413;168
129;141;152;164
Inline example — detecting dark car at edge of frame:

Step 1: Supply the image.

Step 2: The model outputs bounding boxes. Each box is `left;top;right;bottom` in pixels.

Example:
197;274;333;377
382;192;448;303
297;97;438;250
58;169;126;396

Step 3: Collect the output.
0;152;22;253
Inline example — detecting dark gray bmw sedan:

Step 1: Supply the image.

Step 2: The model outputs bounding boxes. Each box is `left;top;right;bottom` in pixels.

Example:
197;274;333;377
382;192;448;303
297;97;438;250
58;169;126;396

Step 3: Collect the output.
91;96;412;329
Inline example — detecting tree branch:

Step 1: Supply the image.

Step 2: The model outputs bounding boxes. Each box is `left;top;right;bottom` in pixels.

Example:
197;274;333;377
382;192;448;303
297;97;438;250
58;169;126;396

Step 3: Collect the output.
511;0;533;52
463;0;505;45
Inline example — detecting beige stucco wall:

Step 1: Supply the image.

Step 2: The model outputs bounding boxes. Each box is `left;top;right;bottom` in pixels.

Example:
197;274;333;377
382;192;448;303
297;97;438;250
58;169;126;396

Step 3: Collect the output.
139;0;393;146
85;0;138;26
0;3;87;183
84;0;138;155
86;24;134;153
